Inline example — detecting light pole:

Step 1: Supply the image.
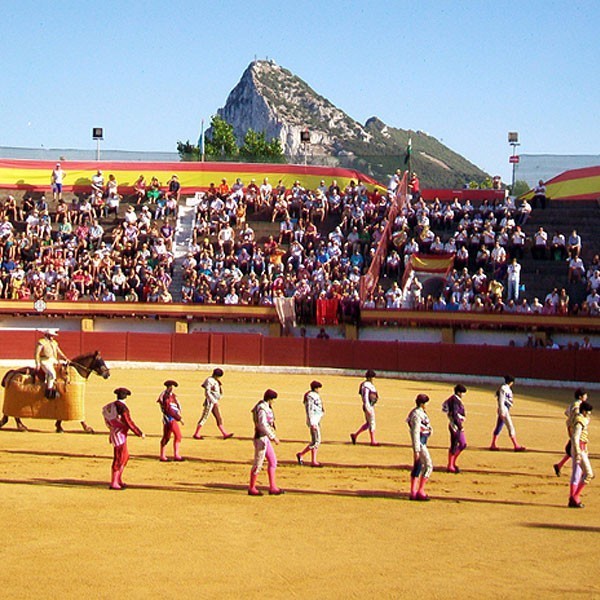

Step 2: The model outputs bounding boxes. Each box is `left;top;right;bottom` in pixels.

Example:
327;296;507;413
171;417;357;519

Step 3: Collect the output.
300;129;310;167
93;127;104;161
508;131;520;192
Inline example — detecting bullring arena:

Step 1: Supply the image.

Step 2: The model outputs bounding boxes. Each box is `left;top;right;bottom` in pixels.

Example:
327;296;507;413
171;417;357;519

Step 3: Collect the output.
1;363;598;599
0;158;599;599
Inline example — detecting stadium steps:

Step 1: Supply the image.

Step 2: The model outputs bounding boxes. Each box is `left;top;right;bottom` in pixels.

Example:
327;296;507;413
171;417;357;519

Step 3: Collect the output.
518;200;600;305
169;204;196;302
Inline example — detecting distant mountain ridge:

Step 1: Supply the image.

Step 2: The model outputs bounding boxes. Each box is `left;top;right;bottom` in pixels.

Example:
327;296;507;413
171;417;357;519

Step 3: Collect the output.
212;60;489;188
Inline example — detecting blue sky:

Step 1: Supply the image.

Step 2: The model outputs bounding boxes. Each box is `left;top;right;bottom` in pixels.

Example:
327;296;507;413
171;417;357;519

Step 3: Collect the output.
1;0;598;183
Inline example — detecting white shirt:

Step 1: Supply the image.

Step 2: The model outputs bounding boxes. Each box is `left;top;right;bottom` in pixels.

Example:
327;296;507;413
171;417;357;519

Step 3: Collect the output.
202;376;222;405
497;384;513;416
304;390;324;427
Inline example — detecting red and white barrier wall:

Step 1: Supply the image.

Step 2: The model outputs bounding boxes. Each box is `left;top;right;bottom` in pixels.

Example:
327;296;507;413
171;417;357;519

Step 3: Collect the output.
0;330;597;383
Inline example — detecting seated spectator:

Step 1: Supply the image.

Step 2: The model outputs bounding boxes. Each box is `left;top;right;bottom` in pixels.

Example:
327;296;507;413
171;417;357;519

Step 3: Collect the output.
567;229;582;257
568;255;585;283
588;269;600;293
550;231;567;261
531;226;548;260
516;199;532;225
147;177;162;204
530;297;543;314
133;174;147;205
165;174;181;203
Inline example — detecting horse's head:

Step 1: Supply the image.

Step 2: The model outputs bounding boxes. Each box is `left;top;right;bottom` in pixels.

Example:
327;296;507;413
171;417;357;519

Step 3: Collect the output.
93;352;111;379
70;352;111;380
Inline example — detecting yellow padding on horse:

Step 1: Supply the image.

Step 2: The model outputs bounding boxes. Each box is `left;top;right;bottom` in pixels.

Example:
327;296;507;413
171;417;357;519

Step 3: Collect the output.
3;367;86;421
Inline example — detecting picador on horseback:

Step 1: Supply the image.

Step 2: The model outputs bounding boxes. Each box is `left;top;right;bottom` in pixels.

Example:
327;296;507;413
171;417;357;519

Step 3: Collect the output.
35;329;68;399
0;330;110;433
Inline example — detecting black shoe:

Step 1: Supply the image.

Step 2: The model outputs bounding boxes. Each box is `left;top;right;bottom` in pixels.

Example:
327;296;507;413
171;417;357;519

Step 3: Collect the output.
568;497;584;508
553;464;561;477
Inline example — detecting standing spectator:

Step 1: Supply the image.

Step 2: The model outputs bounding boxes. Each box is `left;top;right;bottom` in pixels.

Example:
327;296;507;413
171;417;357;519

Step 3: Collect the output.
102;387;145;490
248;389;283;496
506;257;522;302
350;369;380;447
489;375;526;452
91;169;104;196
532;179;547;209
104;174;120;219
407;393;433;501
442;384;467;473
193;368;234;440
568;400;594;508
409;172;421;201
296;380;325;467
51;163;66;202
157;380;184;462
259;177;273;209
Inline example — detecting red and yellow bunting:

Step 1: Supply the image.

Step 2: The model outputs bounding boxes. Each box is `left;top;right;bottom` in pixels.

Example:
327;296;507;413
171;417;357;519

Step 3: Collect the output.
0;158;385;194
522;165;600;201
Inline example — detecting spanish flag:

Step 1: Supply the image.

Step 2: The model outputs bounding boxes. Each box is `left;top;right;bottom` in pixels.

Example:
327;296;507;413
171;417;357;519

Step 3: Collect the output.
401;252;455;292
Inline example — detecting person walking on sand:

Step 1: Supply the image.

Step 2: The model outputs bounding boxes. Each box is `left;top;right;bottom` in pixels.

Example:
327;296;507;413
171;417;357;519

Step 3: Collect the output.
350;370;380;446
489;375;526;452
296;380;325;467
157;380;184;462
568;400;593;508
554;388;587;476
442;384;467;473
193;368;233;440
407;394;433;501
102;387;145;490
248;389;284;496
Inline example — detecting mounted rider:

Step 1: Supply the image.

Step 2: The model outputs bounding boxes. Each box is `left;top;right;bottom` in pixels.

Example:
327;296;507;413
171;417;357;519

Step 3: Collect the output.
34;329;68;398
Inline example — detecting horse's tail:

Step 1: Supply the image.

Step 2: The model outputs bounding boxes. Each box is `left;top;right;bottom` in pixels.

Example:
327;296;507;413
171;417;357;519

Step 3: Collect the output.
1;370;15;388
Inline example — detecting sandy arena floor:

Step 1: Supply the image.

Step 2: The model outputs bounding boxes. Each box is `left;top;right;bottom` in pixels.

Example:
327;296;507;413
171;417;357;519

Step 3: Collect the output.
0;368;598;599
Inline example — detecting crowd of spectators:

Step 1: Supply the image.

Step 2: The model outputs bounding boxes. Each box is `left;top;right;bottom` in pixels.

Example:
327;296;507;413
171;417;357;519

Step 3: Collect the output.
1;167;599;324
362;190;600;316
0;172;178;303
181;176;395;323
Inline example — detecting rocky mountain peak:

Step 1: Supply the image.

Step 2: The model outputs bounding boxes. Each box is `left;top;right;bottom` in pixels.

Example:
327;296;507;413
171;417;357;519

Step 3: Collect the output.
217;59;370;157
211;60;488;187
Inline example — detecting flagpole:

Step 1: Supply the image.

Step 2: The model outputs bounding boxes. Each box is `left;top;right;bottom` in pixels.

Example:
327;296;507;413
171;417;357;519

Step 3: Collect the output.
408;135;412;180
199;119;205;162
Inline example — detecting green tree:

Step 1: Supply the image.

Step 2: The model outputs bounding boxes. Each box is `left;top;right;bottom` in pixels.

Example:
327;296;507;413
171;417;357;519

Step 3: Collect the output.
511;179;530;197
240;128;286;163
177;140;200;161
266;137;286;163
204;115;239;160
